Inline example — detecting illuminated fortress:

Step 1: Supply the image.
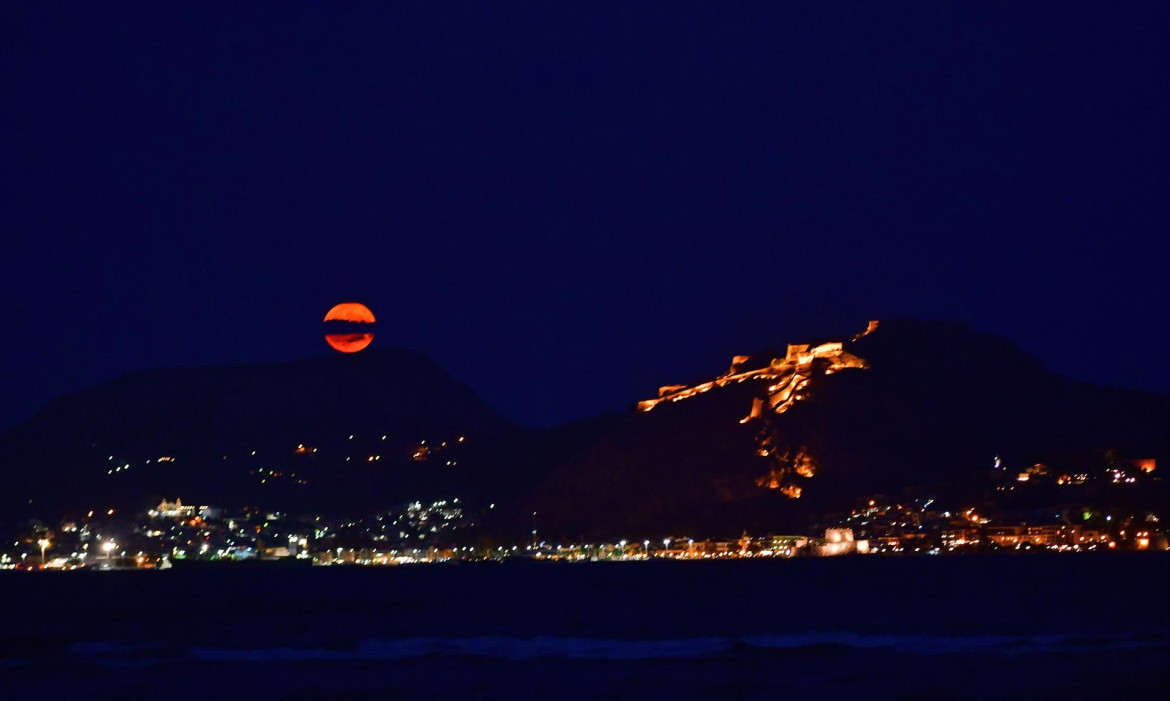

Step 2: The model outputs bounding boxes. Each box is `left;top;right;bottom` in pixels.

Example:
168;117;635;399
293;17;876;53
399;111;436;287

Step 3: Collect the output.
638;321;875;417
637;321;878;498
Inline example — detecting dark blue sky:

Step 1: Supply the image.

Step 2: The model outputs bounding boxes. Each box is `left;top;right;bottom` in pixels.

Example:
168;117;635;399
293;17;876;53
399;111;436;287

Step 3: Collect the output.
2;3;1167;431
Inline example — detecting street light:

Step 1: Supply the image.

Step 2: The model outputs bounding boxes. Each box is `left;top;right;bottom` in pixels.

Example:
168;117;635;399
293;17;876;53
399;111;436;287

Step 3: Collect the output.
102;540;116;565
38;539;51;565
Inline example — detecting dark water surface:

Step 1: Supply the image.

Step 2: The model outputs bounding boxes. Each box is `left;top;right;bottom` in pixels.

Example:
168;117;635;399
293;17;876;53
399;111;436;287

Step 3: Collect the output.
3;554;1169;699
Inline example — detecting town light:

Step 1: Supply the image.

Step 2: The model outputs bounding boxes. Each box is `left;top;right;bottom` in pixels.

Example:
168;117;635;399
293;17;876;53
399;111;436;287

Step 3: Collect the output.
101;540;117;564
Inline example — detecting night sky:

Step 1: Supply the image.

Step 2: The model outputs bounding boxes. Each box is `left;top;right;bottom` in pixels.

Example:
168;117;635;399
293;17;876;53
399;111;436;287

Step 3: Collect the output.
3;3;1167;432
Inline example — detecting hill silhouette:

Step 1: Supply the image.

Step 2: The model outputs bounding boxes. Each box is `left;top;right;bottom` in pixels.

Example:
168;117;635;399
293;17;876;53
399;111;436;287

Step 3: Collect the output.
2;322;1167;540
0;348;513;519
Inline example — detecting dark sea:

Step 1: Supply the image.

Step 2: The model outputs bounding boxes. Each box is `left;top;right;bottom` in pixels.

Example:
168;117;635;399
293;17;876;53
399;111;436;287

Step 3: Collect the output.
3;554;1169;700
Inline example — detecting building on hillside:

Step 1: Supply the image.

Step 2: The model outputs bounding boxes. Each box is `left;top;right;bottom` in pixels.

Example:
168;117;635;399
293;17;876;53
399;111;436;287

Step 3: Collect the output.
152;498;196;519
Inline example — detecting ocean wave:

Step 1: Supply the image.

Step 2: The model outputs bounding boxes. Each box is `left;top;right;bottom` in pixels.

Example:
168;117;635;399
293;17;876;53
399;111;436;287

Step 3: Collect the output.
744;630;1170;655
69;641;163;656
57;630;1170;666
191;636;732;662
743;632;1066;654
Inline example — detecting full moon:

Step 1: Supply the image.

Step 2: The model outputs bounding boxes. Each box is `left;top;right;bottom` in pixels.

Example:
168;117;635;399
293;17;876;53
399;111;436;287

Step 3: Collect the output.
324;302;375;353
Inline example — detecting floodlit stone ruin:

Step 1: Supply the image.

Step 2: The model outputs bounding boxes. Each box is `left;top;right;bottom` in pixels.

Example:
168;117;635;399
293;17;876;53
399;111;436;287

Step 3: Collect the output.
637;322;877;498
638;323;872;417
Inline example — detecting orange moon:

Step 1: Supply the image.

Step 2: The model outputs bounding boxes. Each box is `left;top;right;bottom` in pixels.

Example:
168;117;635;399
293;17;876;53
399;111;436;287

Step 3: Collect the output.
325;332;374;353
324;302;376;324
324;302;375;353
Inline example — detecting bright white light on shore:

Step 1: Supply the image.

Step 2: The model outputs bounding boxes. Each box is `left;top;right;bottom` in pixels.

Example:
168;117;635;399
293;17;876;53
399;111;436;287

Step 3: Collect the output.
102;541;116;553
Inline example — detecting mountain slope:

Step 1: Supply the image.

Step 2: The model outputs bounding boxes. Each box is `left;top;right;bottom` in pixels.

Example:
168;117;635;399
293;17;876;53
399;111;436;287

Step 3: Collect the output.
0;348;514;518
507;320;1170;540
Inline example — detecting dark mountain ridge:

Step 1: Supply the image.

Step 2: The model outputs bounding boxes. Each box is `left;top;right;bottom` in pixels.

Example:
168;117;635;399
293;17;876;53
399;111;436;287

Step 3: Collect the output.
0;348;513;518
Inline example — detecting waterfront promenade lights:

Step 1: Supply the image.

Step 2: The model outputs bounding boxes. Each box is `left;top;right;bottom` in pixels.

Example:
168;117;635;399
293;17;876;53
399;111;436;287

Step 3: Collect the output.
38;538;50;564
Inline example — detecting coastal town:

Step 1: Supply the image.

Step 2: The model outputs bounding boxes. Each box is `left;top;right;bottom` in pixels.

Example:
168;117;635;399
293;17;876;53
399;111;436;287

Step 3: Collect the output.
3;453;1162;570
